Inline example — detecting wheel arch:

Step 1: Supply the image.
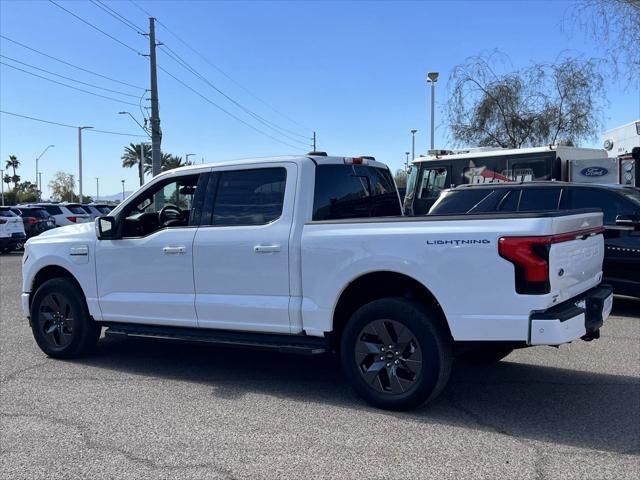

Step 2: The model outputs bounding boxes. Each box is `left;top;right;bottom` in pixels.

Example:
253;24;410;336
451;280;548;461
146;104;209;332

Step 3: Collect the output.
29;265;85;309
330;271;451;348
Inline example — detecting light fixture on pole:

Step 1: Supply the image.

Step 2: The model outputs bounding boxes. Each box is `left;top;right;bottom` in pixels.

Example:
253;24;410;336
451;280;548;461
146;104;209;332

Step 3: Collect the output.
35;144;54;190
185;153;196;164
121;179;126;201
410;129;417;161
427;72;439;150
78;126;93;200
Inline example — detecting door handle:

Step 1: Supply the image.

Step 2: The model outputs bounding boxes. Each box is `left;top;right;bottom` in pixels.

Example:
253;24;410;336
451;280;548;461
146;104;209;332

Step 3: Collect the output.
254;244;281;253
163;245;186;255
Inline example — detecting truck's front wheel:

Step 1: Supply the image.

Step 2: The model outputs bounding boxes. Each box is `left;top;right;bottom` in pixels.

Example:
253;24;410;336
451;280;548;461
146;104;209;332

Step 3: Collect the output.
340;298;452;411
30;278;101;359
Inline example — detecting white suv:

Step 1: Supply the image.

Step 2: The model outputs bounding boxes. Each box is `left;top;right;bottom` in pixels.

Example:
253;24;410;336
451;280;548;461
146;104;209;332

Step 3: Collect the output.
29;203;91;227
0;207;26;252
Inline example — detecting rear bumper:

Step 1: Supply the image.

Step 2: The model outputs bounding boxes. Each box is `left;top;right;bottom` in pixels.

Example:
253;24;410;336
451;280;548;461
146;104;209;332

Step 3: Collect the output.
529;285;613;345
0;233;26;249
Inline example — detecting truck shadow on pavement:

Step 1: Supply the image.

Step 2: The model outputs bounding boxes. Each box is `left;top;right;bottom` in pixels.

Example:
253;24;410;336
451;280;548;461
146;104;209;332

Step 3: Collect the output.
76;326;640;456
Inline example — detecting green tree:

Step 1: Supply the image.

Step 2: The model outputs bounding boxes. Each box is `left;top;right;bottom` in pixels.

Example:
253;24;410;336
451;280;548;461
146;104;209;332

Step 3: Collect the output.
121;144;193;176
446;52;605;148
48;171;76;202
15;181;39;203
5;155;21;190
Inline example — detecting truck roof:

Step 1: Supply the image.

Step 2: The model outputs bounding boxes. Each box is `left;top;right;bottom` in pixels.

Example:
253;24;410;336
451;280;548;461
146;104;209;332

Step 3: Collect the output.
411;145;607;164
158;154;391;177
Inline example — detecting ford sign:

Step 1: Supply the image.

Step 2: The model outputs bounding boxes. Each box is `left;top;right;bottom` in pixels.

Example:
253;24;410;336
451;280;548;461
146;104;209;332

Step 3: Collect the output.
580;167;609;177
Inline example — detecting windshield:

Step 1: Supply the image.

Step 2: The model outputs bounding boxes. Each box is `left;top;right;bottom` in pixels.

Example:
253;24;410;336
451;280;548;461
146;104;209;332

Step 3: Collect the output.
619;187;640;206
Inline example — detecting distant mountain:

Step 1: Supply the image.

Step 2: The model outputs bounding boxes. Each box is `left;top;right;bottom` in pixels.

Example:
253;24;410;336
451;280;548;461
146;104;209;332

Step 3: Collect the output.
97;191;134;203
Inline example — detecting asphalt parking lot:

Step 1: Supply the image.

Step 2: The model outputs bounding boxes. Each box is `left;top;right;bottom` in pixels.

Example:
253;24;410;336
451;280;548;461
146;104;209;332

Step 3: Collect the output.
0;252;638;479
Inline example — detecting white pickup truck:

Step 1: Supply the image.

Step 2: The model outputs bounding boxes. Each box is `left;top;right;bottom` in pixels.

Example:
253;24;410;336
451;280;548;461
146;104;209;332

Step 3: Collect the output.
21;154;613;410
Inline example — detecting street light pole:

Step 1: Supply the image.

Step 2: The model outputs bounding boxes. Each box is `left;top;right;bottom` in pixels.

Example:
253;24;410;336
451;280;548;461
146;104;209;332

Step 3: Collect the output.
0;169;4;206
121;179;125;201
185;153;196;164
35;144;54;188
38;172;43;201
405;152;410;171
410;129;417;161
96;177;99;201
427;72;439;150
78;126;93;200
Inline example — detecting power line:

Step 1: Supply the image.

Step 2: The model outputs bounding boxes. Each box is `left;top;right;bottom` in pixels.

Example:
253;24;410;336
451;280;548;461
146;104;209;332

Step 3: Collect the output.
0;35;145;90
89;0;145;35
159;45;310;146
0;55;141;99
128;0;310;131
48;0;144;56
157;66;304;150
1;62;140;107
0;110;147;137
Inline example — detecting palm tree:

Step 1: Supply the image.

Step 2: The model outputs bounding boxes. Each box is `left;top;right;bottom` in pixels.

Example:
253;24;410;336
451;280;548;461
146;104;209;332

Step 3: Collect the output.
140;153;193;174
5;155;20;190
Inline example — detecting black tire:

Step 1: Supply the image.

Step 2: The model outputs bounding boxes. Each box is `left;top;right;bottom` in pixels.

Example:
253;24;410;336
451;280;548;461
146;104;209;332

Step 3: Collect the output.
340;297;453;411
30;278;101;358
456;346;514;364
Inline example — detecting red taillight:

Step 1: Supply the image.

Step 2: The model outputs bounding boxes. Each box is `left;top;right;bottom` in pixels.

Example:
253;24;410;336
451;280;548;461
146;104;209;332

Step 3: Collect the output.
499;227;604;295
27;217;38;225
344;156;366;165
67;216;77;223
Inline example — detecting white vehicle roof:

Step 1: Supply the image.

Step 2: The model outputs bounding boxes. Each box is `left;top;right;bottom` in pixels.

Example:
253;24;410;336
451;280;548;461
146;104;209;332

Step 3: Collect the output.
411;145;608;164
156;154;390;178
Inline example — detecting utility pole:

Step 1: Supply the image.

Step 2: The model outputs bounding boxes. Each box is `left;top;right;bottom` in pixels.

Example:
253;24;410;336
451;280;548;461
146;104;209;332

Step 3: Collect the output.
0;169;4;206
148;17;162;178
313;131;317;151
121;179;126;201
95;177;99;201
78;126;93;201
138;145;144;186
427;72;439;150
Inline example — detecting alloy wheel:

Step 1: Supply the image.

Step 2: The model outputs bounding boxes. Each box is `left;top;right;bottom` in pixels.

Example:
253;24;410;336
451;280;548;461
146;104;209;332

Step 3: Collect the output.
38;293;75;348
354;319;423;394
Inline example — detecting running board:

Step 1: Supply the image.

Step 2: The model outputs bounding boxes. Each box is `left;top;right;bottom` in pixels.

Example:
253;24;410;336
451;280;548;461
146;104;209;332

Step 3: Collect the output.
103;323;329;355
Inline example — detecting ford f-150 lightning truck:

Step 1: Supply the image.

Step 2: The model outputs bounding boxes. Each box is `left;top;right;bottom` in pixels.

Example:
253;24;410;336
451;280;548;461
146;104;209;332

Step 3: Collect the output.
21;154;613;410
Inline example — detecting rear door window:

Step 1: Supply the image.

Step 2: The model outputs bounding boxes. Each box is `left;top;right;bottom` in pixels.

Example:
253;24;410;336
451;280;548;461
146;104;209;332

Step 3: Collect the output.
66;205;87;215
518;188;562;212
429;189;496;214
210;168;286;226
312;164;402;221
497;190;521;212
43;205;63;215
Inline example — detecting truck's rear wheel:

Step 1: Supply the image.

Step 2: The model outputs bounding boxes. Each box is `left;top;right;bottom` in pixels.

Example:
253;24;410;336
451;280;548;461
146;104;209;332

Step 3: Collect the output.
340;298;452;411
30;278;101;359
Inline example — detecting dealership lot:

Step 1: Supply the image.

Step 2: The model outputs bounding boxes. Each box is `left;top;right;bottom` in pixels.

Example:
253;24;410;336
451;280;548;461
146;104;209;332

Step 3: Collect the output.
0;252;638;479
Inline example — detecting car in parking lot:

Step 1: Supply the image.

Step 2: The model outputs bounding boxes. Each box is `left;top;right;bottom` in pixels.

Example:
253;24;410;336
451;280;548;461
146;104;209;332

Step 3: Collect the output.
0;207;27;253
9;206;56;243
26;203;92;226
428;182;640;297
21;155;613;410
80;204;113;220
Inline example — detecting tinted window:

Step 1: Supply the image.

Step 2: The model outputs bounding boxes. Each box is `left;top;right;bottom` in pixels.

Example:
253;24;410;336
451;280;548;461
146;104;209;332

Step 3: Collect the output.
429;189;496;214
312;165;401;221
43;205;63;215
497;190;520;212
80;205;93;214
518;188;561;212
20;208;49;218
65;204;87;215
211;168;286;226
0;208;17;217
97;206;112;214
418;167;448;199
568;188;638;224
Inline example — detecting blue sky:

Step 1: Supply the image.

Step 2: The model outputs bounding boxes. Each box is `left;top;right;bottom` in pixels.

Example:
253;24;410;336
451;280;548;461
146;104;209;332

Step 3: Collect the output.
1;0;638;199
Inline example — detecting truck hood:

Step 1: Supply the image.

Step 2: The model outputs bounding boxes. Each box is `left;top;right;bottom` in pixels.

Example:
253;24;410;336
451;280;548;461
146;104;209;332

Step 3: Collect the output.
28;222;95;244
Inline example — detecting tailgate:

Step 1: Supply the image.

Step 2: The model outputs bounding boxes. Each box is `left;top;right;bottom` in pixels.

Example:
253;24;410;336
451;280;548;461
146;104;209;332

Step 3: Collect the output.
548;211;604;302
